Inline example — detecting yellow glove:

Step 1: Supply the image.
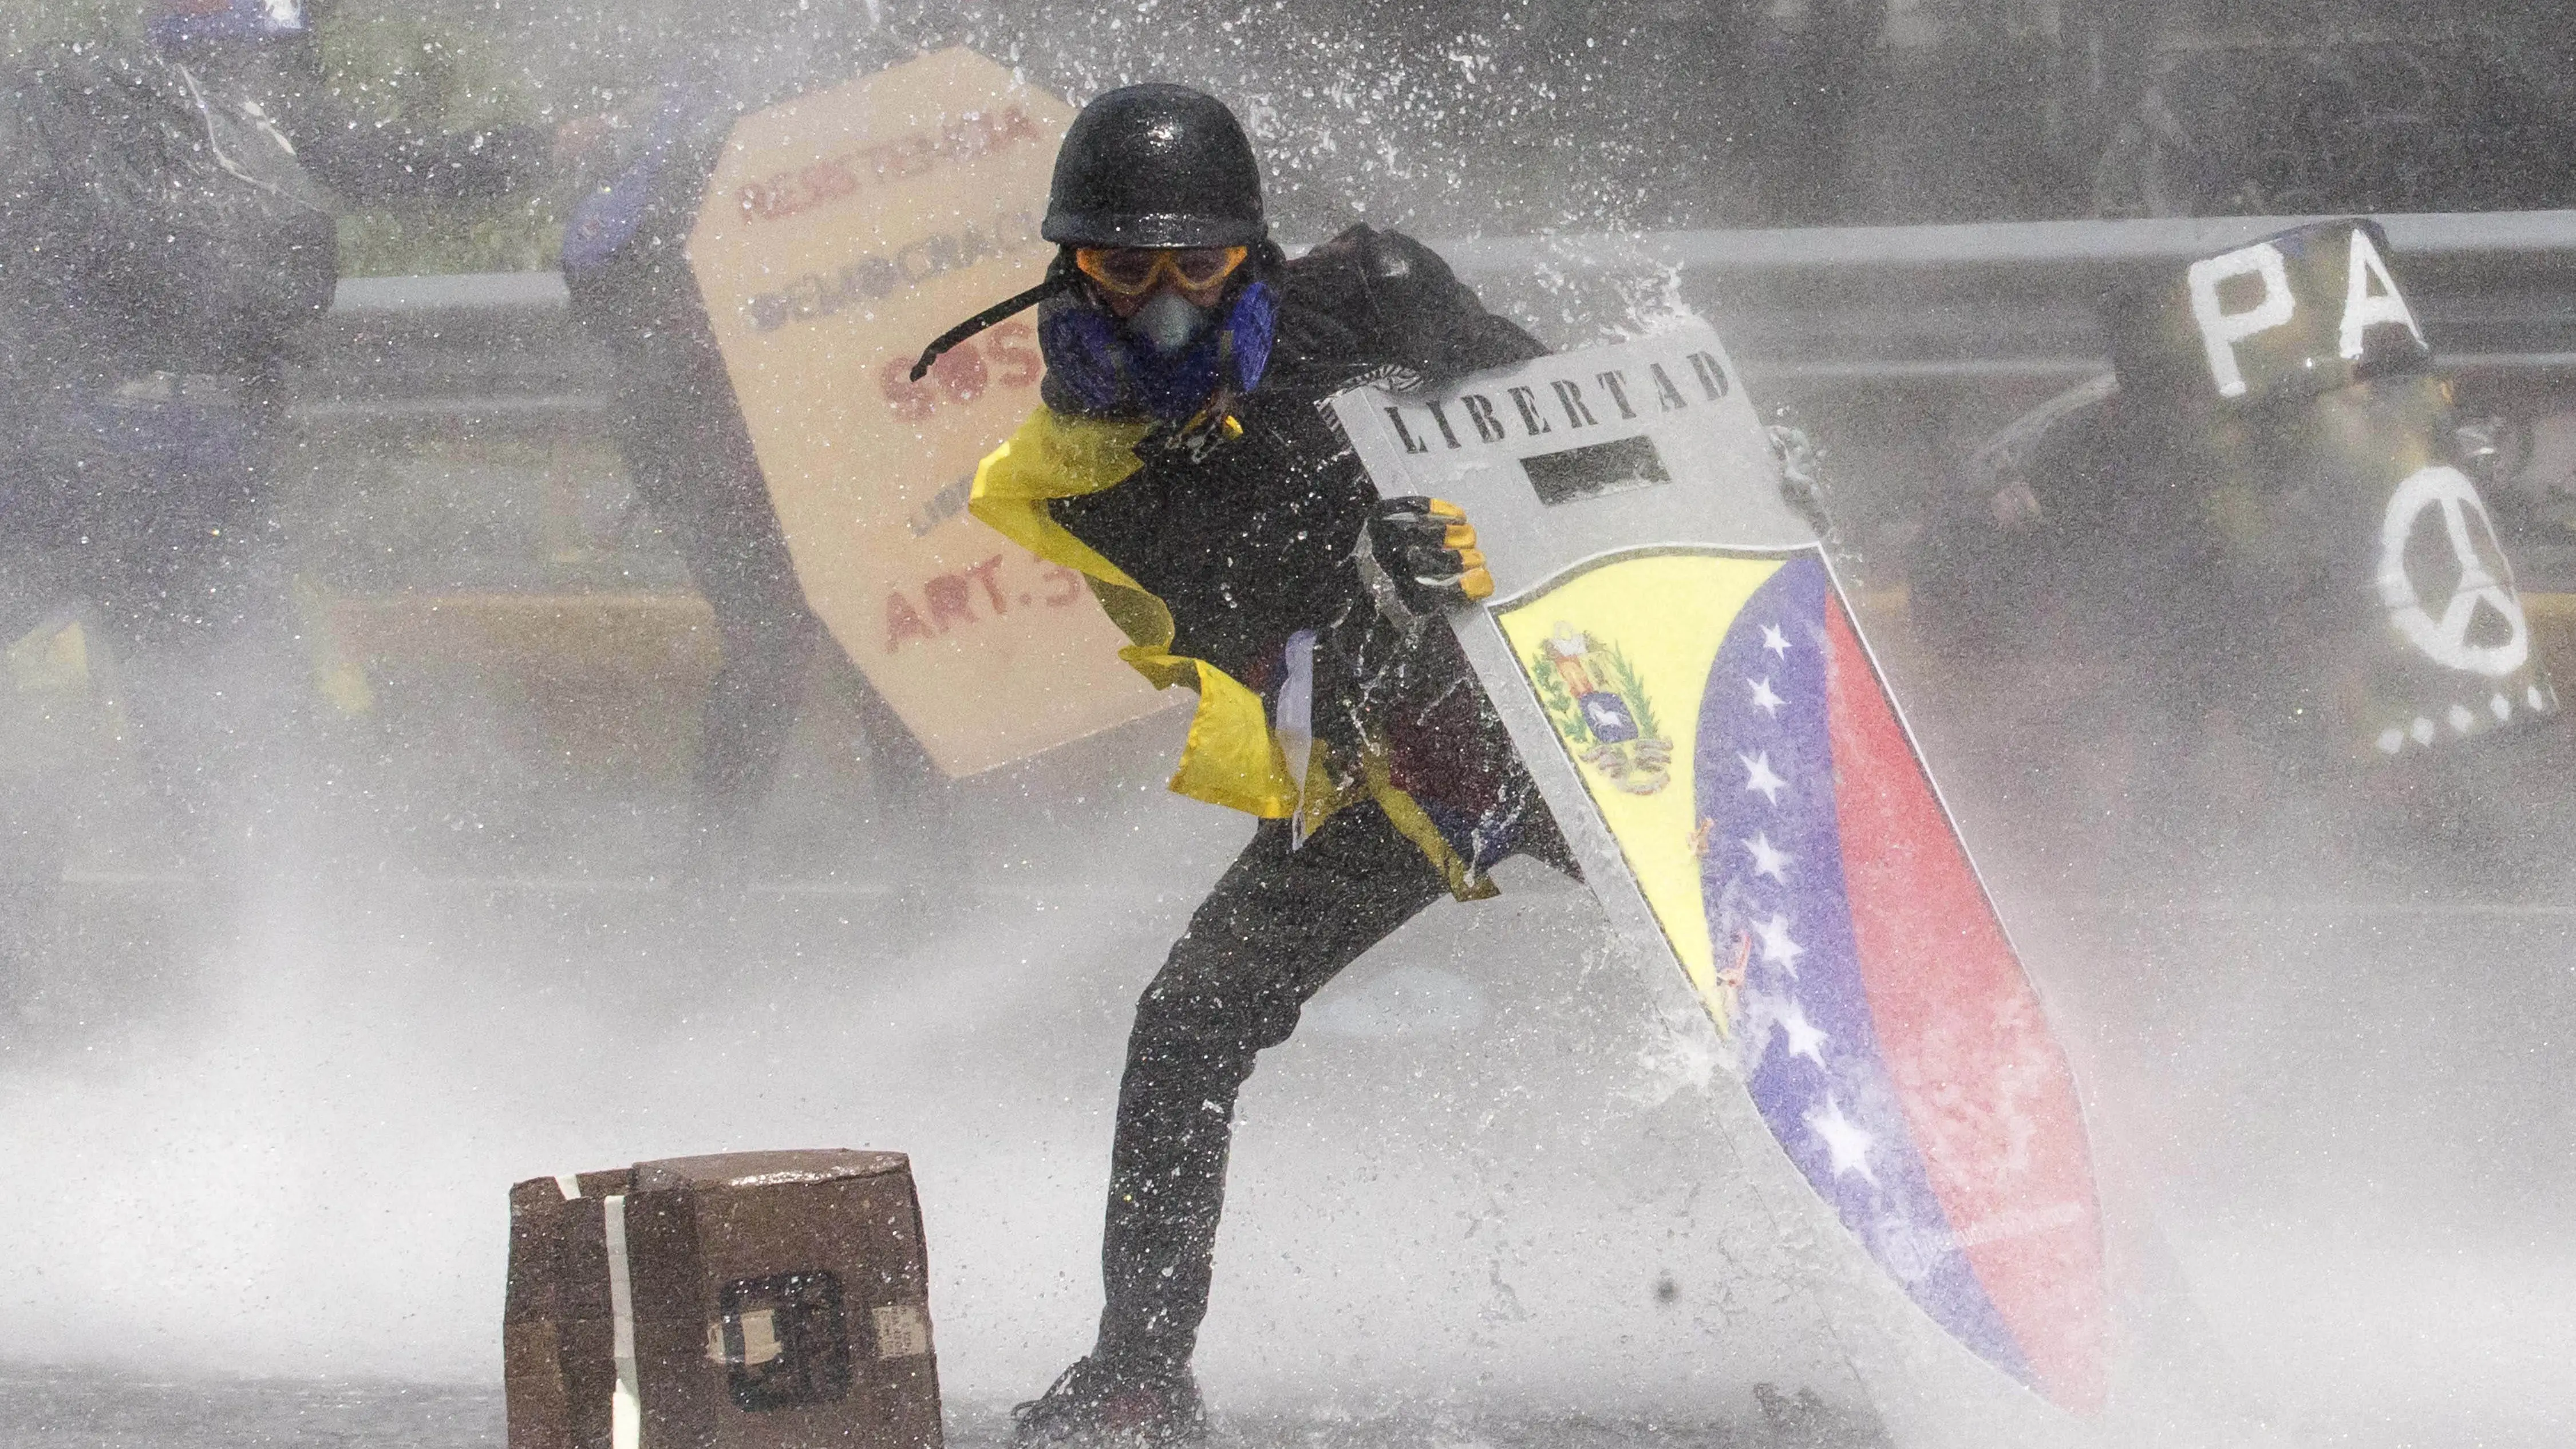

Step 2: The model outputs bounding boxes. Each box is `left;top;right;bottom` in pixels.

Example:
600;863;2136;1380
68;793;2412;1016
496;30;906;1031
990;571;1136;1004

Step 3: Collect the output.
1366;496;1494;610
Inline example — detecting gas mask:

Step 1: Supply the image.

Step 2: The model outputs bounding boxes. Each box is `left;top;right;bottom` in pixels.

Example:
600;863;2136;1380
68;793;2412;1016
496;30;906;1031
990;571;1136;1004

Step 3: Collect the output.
1038;277;1277;426
910;236;1279;427
1129;290;1211;357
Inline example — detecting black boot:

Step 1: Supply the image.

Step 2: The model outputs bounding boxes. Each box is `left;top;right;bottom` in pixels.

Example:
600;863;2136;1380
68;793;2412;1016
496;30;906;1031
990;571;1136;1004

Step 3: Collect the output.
1010;1356;1206;1449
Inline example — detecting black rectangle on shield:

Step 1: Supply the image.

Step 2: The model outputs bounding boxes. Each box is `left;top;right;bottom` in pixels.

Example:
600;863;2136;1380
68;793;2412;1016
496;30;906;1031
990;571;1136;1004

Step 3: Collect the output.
1522;435;1670;507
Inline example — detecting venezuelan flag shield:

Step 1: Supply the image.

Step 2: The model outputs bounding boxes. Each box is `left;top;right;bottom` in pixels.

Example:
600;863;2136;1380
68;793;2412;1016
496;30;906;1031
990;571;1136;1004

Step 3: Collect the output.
1496;546;2108;1414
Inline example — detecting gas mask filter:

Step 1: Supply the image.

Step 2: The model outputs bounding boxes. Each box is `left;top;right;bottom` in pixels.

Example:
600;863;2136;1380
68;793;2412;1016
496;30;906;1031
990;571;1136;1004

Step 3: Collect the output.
1040;278;1277;425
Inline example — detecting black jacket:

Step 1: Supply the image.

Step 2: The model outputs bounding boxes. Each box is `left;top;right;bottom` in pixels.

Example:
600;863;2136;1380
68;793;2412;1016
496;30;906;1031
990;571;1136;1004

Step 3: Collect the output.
1046;224;1544;687
1045;224;1550;874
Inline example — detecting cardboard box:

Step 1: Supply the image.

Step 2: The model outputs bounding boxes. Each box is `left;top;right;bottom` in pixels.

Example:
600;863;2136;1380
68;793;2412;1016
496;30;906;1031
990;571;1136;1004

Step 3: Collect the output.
505;1150;942;1449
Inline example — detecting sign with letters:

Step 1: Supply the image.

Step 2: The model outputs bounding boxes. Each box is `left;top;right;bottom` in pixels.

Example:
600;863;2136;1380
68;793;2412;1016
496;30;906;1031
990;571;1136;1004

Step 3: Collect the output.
689;49;1171;779
2109;218;2432;406
2106;218;2557;757
1329;326;2109;1447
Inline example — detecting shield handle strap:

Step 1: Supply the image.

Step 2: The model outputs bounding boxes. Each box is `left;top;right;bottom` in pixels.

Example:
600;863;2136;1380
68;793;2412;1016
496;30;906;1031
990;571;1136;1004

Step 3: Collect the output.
910;268;1075;381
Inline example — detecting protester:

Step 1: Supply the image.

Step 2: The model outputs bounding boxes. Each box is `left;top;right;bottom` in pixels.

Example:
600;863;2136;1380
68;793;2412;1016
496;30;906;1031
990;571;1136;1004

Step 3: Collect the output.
0;0;537;970
559;52;935;872
1908;218;2562;876
922;83;1576;1444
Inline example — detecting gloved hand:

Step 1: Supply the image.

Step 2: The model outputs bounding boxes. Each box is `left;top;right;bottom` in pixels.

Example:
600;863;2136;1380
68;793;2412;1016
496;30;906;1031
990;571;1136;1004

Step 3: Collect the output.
1365;496;1493;613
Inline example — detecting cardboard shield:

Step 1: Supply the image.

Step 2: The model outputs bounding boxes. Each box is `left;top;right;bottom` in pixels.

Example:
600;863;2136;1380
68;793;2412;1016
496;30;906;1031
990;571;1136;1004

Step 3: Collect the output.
1327;327;2108;1446
688;50;1170;777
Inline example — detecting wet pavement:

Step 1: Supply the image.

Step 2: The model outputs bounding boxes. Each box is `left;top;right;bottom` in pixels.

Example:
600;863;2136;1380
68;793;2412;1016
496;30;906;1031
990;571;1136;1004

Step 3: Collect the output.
0;1367;501;1449
0;1368;1847;1449
4;634;2573;1449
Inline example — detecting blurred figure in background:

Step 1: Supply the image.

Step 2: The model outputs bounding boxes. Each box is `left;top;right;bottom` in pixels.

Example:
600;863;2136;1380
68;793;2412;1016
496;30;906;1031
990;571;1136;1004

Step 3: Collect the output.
1908;219;2563;879
2092;40;2576;219
0;0;540;984
556;26;938;876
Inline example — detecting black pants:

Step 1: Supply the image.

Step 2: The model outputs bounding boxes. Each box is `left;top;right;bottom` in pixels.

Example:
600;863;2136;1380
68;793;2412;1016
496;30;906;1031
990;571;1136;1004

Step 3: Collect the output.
610;359;931;828
1093;799;1567;1372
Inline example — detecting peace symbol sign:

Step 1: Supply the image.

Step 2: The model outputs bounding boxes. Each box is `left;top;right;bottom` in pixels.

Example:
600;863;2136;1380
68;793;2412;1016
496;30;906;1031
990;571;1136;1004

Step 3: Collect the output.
2373;464;2530;677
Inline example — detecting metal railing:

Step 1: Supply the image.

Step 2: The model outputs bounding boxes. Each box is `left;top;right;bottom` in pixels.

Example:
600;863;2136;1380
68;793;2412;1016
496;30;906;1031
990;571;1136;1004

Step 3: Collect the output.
302;210;2576;413
1438;209;2576;272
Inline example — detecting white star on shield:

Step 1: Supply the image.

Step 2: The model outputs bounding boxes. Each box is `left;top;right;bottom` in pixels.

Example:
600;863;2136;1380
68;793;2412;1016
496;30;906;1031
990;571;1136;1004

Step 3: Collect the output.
1744;832;1791;882
1776;998;1830;1067
1808;1095;1877;1184
1753;911;1805;973
1739;751;1787;806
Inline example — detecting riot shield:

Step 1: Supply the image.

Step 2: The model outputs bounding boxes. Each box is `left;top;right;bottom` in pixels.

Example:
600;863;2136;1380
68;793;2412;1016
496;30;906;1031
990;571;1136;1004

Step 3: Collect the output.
1327;326;2107;1448
687;50;1172;778
2097;218;2557;763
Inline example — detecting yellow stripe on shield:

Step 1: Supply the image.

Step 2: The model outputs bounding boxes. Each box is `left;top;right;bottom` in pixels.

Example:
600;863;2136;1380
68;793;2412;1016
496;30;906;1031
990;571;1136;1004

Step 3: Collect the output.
1497;552;1785;1028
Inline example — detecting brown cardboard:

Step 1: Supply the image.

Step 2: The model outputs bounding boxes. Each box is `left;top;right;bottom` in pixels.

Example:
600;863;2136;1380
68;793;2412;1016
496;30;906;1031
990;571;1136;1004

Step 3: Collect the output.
506;1151;941;1449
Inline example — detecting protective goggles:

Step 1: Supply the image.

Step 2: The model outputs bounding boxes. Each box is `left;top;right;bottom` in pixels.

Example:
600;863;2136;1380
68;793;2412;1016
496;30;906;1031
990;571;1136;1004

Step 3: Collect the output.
1074;246;1250;298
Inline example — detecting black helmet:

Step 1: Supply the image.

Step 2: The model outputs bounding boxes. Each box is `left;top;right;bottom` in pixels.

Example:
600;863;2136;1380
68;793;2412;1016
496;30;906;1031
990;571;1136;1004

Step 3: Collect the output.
1043;84;1265;248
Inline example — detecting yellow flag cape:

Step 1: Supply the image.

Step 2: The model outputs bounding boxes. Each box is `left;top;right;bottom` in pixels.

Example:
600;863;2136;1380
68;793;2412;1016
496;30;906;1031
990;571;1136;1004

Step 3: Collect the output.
971;409;1299;818
971;406;1498;899
974;407;1504;897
